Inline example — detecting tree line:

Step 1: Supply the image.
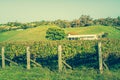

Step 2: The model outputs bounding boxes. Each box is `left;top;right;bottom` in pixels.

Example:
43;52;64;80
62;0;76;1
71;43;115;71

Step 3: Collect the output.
54;15;120;28
0;15;120;32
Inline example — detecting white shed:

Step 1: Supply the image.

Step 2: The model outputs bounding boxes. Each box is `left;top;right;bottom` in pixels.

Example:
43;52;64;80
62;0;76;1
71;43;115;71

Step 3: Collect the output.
67;34;98;40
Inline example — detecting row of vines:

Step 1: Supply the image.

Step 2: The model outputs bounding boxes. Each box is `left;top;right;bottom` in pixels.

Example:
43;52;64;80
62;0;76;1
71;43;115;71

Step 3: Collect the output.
0;39;120;69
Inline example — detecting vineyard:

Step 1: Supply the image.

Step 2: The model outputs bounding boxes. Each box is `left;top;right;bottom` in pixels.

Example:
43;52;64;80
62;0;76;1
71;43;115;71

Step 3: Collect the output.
0;39;120;80
0;39;120;70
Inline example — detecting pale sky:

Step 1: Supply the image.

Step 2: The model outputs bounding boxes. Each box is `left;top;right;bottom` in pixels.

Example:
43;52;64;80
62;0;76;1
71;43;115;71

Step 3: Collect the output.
0;0;120;23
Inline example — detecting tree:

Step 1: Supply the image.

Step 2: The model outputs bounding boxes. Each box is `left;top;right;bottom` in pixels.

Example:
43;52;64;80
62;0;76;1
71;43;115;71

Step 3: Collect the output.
71;19;80;27
116;16;120;26
46;28;66;40
103;17;113;26
79;15;93;26
54;19;71;28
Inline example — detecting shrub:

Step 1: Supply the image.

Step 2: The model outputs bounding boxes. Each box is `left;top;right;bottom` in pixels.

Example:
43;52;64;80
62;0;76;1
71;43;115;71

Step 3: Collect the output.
46;28;66;40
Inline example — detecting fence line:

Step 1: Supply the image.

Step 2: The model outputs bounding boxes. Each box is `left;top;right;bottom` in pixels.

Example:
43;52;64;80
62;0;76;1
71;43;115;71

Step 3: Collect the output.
0;43;106;73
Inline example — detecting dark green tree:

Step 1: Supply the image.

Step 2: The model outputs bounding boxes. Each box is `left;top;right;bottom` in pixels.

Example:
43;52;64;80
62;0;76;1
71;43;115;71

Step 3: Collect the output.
46;28;66;40
79;15;93;26
116;16;120;26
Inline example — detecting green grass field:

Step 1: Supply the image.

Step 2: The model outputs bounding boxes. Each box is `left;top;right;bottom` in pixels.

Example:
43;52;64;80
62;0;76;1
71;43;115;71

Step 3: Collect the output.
0;25;120;42
0;66;119;80
0;25;58;42
64;25;120;39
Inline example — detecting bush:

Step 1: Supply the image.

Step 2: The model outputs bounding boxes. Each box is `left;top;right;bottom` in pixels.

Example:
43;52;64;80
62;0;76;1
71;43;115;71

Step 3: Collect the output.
102;33;108;38
46;28;66;40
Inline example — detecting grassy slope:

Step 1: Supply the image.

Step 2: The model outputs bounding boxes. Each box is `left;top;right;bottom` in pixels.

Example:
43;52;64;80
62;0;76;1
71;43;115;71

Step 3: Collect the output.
0;25;58;42
64;25;120;39
0;25;120;42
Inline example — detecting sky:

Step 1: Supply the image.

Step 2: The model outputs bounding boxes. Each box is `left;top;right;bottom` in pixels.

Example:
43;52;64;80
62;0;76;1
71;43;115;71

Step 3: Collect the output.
0;0;120;23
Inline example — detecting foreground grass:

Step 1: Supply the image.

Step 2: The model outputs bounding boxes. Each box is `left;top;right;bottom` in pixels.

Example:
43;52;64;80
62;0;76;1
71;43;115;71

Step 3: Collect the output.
0;66;119;80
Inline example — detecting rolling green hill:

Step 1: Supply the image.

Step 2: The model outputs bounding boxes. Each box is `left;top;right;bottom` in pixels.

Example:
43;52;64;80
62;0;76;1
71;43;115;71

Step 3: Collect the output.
0;25;58;42
0;25;120;42
65;25;120;39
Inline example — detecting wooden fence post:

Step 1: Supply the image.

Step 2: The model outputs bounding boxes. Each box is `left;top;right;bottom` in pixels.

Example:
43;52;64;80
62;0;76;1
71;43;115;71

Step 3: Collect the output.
58;45;62;72
98;42;103;74
27;46;30;70
2;47;5;68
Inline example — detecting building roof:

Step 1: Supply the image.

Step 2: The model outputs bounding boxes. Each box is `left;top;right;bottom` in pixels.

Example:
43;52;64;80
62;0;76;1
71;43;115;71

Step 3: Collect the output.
67;34;97;38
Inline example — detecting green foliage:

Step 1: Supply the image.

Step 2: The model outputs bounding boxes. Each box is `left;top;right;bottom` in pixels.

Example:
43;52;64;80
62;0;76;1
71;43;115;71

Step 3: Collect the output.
54;19;71;28
0;22;34;32
0;39;120;60
46;28;66;40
